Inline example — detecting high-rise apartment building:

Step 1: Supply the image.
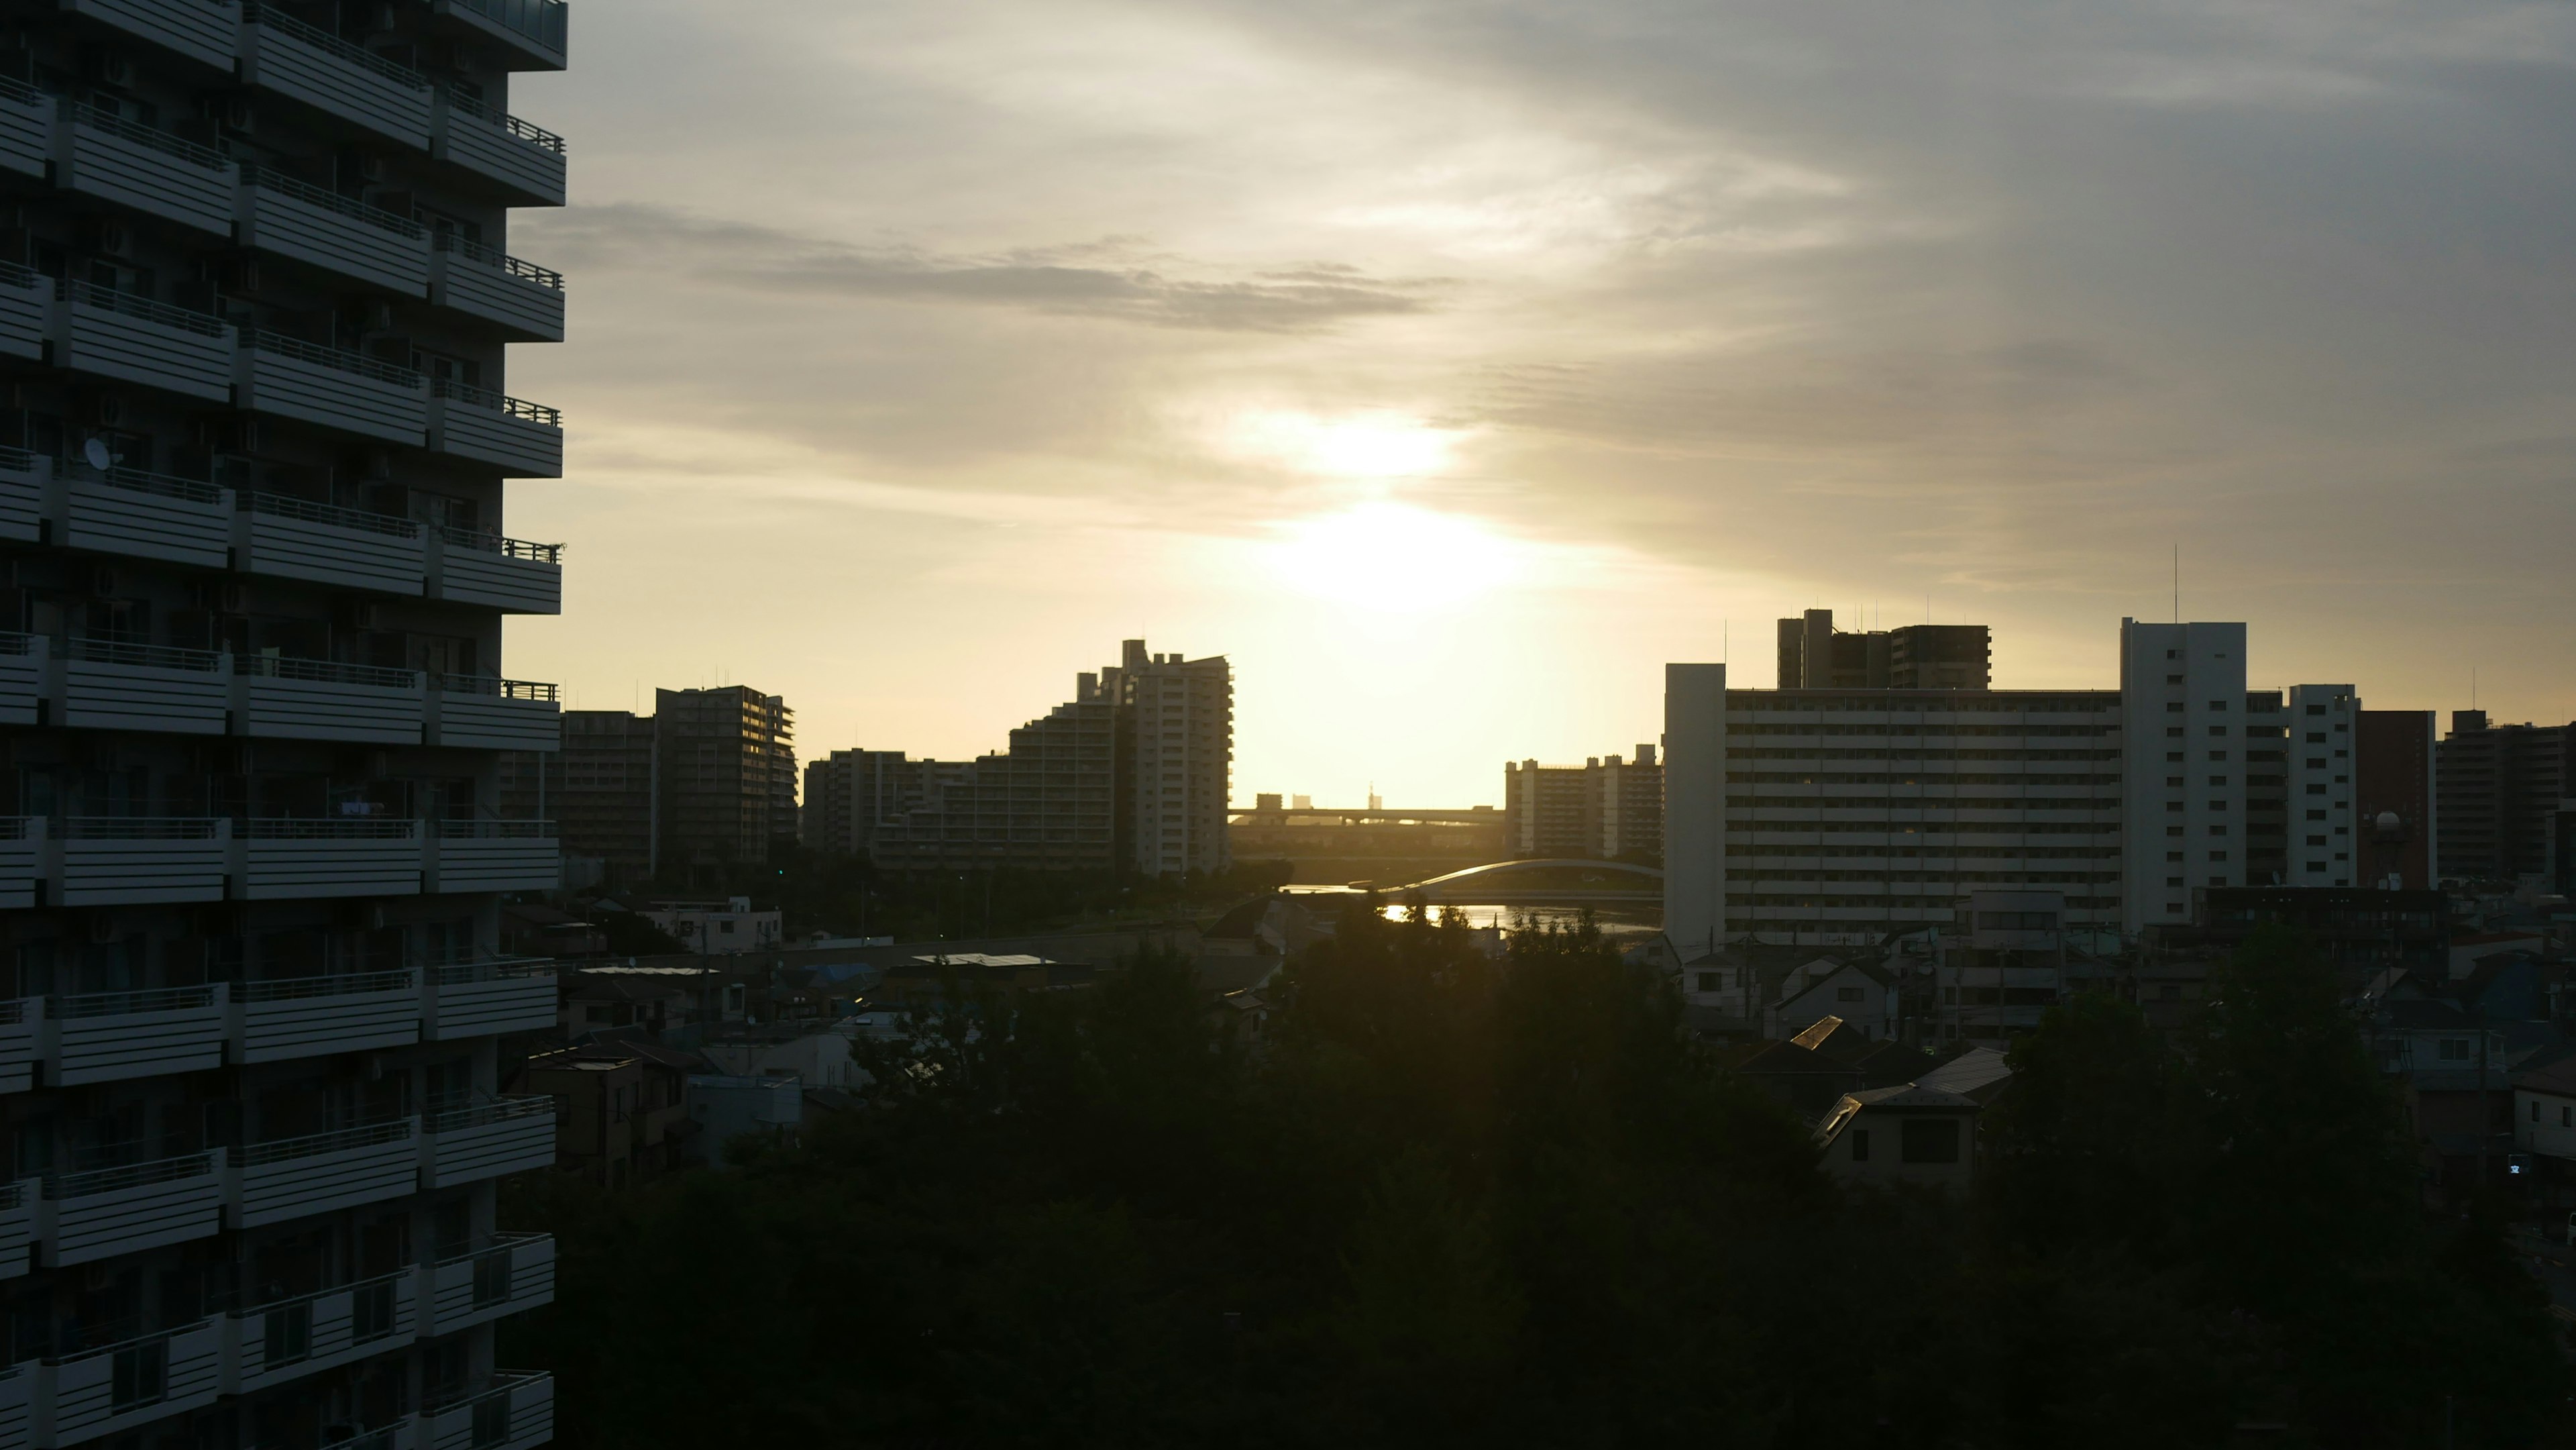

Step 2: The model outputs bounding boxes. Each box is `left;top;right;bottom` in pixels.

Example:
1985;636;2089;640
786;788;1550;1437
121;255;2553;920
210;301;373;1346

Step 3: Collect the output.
2436;713;2573;885
2356;710;2436;890
1668;619;2361;949
1503;747;1662;860
1776;611;1992;690
0;2;571;1445
653;686;794;875
2281;684;2357;888
502;709;652;882
800;749;971;858
845;640;1229;877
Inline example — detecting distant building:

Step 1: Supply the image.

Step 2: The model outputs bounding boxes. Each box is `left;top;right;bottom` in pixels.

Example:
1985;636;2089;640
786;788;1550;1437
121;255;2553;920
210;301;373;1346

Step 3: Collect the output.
1939;890;2068;1045
1775;609;1992;690
638;897;785;955
657;686;798;873
2436;712;2571;885
803;749;973;856
2357;709;2437;889
502;709;657;882
2281;685;2359;886
1503;745;1663;860
1117;640;1234;877
1815;1085;1984;1193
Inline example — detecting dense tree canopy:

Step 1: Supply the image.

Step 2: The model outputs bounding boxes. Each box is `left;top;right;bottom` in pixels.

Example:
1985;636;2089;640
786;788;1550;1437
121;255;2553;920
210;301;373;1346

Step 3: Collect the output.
507;916;2569;1449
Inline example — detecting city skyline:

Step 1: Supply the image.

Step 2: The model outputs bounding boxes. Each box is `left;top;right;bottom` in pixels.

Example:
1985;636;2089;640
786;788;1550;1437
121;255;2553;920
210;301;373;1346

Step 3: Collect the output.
502;0;2574;808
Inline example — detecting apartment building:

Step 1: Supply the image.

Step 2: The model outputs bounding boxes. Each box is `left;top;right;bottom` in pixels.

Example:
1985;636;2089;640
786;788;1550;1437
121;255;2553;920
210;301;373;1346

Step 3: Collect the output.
1503;747;1662;860
500;709;651;883
2356;710;2436;890
859;639;1230;878
799;749;969;858
653;686;794;875
1775;611;1992;690
0;1;571;1445
2436;713;2571;886
2281;684;2358;888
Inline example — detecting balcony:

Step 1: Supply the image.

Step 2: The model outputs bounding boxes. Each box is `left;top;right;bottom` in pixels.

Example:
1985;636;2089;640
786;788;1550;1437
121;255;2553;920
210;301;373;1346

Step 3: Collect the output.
55;819;229;907
238;166;431;297
421;1099;553;1189
227;1270;417;1398
0;76;47;182
236;655;424;745
241;5;433;150
432;91;564;205
421;1372;552;1450
60;637;231;736
237;329;429;447
240;818;423;899
419;1233;553;1337
36;1319;223;1445
427;676;559;750
427;529;561;613
54;100;238;238
0;1363;24;1450
0;452;42;543
235;968;421;1063
0;1180;34;1280
427;235;564;342
424;959;555;1041
0;264;43;363
236;491;429;595
233;1119;419;1229
428;821;558;896
0;822;32;912
426;382;561;476
39;1149;226;1267
0;636;36;722
50;983;227;1085
320;1426;414;1450
430;0;566;70
52;279;236;401
0;998;40;1092
62;467;231;568
62;0;243;71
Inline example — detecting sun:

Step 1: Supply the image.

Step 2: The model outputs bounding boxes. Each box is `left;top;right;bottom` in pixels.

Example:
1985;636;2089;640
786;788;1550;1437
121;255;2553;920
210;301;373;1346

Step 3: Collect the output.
1267;502;1527;613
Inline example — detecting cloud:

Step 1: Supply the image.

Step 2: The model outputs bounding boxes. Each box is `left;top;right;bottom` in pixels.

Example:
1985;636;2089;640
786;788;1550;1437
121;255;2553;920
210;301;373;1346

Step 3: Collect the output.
528;203;1446;333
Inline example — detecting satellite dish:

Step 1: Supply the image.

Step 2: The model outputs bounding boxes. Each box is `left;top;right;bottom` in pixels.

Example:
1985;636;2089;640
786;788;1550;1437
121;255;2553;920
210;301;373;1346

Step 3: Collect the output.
81;438;110;471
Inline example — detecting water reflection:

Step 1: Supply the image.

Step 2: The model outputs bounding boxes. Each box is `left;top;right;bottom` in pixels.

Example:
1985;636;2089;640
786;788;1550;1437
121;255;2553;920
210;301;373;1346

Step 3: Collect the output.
1374;902;1662;941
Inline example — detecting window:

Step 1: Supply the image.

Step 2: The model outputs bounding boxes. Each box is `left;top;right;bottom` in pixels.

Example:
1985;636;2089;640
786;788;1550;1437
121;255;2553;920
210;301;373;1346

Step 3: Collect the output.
1900;1118;1961;1163
1694;972;1721;992
2166;703;2184;714
2307;835;2326;846
2207;700;2228;712
2306;809;2325;821
2305;862;2326;873
2166;727;2183;737
2166;674;2183;684
2165;752;2184;762
2535;1101;2543;1123
1835;986;1864;1003
2208;726;2226;737
2563;1105;2570;1129
2306;705;2324;716
1851;1129;1870;1162
2438;1039;2470;1061
2166;776;2184;787
2166;876;2184;887
2306;731;2325;743
2208;751;2227;762
2207;776;2227;786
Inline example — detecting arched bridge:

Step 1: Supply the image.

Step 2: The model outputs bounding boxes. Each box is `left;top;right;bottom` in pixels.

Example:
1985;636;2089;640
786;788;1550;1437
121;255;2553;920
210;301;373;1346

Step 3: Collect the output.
1387;858;1663;906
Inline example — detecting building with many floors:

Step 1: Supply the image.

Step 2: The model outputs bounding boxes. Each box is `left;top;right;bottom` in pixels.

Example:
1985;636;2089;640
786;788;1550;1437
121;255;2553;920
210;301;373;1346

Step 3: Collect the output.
2436;712;2571;886
0;1;572;1445
1502;747;1662;861
1776;610;1992;690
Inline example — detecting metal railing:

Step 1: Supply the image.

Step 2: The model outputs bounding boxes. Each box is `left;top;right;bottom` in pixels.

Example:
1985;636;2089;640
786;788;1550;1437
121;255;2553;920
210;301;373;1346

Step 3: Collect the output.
235;654;423;690
239;164;426;239
431;819;554;841
0;259;36;293
0;633;36;659
433;232;565;292
62;637;225;672
244;4;430;90
74;465;227;505
42;1316;211;1367
0;445;37;475
314;1426;407;1450
427;1097;550;1135
57;100;235;173
58;279;232;338
44;1149;219;1200
52;984;220;1021
439;88;566;153
242;490;423;539
0;1180;25;1213
430;378;559;426
243;329;427;389
0;74;39;109
239;1117;414;1168
435;675;558;701
57;818;223;843
431;1229;549;1270
431;957;552;986
239;968;416;1003
241;817;419;840
0;995;30;1024
435;526;561;564
445;0;567;51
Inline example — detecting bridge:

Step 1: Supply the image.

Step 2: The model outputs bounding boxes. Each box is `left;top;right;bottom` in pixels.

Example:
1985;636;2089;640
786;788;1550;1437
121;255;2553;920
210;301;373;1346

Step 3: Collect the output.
1368;858;1663;907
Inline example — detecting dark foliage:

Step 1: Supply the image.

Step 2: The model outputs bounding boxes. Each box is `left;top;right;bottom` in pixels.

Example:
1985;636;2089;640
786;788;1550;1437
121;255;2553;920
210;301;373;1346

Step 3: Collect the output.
505;917;2569;1449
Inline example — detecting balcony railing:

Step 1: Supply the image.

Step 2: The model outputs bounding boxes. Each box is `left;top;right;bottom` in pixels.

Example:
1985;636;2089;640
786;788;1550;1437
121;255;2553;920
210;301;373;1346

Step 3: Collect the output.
431;378;559;426
62;636;225;673
421;1233;553;1336
239;164;424;240
0;70;44;185
427;231;564;340
41;1316;223;1442
426;676;559;753
441;527;562;564
57;278;229;339
53;819;231;909
63;464;233;569
234;1118;420;1228
437;233;564;291
237;490;429;596
424;957;555;1039
432;89;564;205
422;1098;554;1188
244;4;427;89
237;164;431;297
55;99;238;237
244;328;425;390
440;89;564;152
42;1148;227;1267
236;654;423;690
54;278;236;401
241;4;433;148
438;676;559;701
437;0;567;66
0;258;42;361
421;1370;552;1450
243;490;422;538
427;379;561;476
64;0;243;70
0;446;40;545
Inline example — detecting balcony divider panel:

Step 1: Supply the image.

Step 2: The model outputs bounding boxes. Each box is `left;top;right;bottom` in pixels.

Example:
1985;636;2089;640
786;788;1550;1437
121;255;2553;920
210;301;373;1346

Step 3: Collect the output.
55;102;237;237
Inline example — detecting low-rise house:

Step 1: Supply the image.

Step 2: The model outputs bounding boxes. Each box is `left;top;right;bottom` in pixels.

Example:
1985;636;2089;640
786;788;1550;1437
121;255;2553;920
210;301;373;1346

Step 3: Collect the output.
639;896;786;955
1815;1084;1982;1193
1916;1045;2015;1104
702;1023;863;1089
1731;1016;1927;1122
1769;958;1898;1042
2513;1051;2576;1219
517;1040;701;1188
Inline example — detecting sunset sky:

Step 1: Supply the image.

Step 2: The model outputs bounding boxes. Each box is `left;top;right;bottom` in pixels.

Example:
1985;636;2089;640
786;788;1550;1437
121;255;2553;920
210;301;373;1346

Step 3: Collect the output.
500;0;2576;809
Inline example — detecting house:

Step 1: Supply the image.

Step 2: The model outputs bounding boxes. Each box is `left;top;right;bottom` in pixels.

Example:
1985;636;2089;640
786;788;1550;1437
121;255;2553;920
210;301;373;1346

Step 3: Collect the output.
518;1040;700;1189
2451;931;2546;980
1815;1084;1983;1193
1916;1045;2015;1104
2512;1051;2576;1218
700;1023;863;1089
502;902;608;960
1768;958;1898;1041
1730;1017;1928;1121
638;897;786;955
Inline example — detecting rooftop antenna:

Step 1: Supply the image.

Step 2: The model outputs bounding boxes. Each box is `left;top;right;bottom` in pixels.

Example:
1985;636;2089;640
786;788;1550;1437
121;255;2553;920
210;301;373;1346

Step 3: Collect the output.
2172;543;2179;623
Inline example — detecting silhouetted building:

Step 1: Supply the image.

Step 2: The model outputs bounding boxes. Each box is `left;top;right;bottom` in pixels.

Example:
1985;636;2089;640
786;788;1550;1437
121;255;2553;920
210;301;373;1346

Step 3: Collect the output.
656;686;797;873
2357;709;2436;889
1776;610;1992;690
802;750;973;857
503;709;658;882
1504;747;1663;860
2436;713;2571;884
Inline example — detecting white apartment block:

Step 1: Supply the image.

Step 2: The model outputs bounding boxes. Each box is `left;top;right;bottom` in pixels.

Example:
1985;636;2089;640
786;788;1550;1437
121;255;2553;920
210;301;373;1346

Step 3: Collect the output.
2284;684;2359;886
2120;621;2251;932
1106;640;1232;878
0;2;572;1446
